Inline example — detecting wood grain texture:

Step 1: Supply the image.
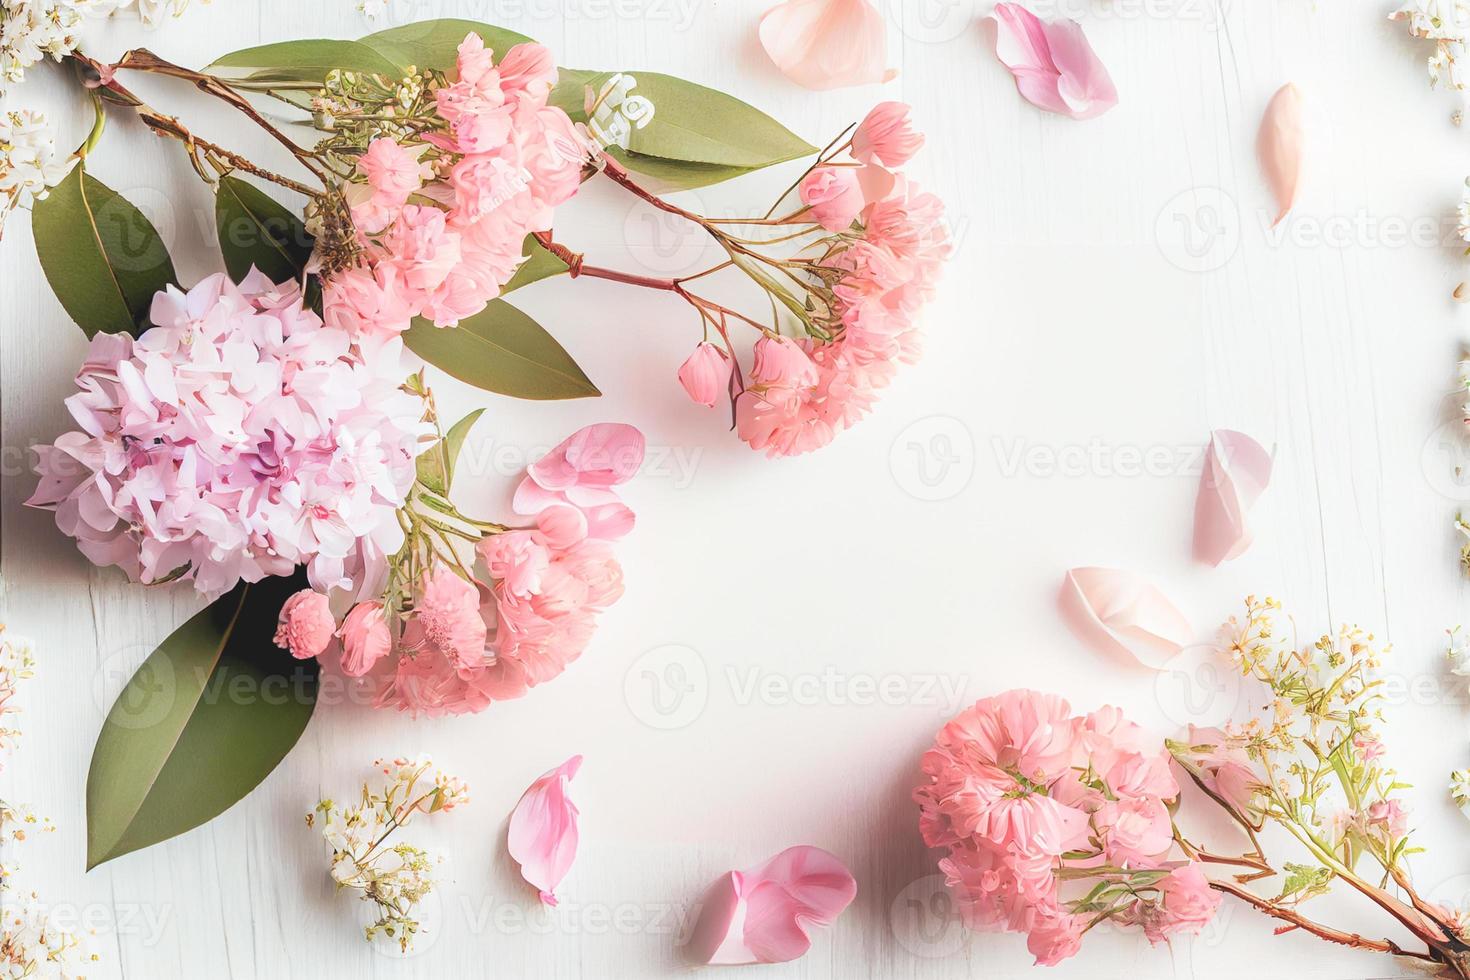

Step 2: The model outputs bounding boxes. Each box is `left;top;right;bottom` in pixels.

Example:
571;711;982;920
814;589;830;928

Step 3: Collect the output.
3;1;1468;977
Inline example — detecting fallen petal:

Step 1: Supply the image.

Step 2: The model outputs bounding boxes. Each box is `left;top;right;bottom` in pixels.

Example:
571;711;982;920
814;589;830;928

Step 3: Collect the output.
1060;568;1192;669
1257;83;1302;227
990;3;1117;119
687;845;857;964
759;0;898;90
507;755;582;906
1193;430;1273;566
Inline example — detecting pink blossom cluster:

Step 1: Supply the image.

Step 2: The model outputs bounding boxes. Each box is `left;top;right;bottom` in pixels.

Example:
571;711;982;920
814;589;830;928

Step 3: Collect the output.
325;33;585;339
274;424;642;716
29;271;432;599
914;690;1222;966
720;103;949;457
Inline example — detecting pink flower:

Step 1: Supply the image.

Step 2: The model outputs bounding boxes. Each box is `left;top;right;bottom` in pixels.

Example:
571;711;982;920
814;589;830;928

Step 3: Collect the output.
1026;913;1085;966
1367;799;1409;839
1354;730;1386;761
1179;726;1260;815
758;0;898;90
350;138;430;232
989;3;1118;120
1142;864;1221;944
28;272;432;599
1093;797;1173;867
337;601;391;677
323;264;417;339
677;342;732;407
412;565;487;672
507;755;582;906
274;589;336;660
799;166;865;231
750;335;819;387
852;102;924;167
512;422;646;513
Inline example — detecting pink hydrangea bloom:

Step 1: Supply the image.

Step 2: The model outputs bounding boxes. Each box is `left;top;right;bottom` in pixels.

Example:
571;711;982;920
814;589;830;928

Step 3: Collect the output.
28;271;433;599
274;588;337;660
323;34;586;335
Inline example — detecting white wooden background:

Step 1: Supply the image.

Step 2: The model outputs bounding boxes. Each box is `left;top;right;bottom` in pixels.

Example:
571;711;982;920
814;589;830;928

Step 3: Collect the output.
5;0;1470;977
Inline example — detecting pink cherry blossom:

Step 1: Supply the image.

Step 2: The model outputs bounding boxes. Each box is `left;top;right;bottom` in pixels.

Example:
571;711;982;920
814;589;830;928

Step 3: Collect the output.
852;102;924;167
507;755;582;906
274;589;337;660
337;600;392;677
28;271;432;599
676;342;732;408
799;166;865;231
989;3;1118;120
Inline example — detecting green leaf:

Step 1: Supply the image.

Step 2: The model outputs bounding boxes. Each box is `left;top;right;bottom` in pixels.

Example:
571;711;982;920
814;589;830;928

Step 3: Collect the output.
403;301;598;400
501;234;571;294
417;408;486;494
86;570;319;870
32;166;177;338
209;38;403;82
360;19;534;72
215;175;314;284
606;149;765;191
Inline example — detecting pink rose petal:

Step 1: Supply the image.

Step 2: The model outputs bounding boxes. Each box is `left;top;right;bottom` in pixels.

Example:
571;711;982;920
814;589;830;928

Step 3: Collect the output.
1192;429;1273;566
758;0;898;91
507;755;582;906
990;3;1117;120
514;423;645;514
687;845;857;965
1257;83;1302;227
1060;568;1192;669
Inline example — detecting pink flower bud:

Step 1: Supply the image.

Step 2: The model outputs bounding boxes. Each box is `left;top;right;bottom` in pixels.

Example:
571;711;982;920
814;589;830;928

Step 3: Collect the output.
750;336;818;388
798;166;865;232
677;342;732;407
337;601;392;677
273;588;336;661
852;102;924;168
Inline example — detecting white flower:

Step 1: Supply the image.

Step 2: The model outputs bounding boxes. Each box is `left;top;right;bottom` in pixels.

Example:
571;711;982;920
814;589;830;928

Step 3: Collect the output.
0;0;201;94
1453;768;1470;813
0;889;98;978
0;109;70;234
1393;0;1470;88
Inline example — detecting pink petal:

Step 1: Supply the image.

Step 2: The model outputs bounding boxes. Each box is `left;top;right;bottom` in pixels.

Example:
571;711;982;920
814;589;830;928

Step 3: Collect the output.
507;755;582;906
758;0;898;91
687;846;856;965
1257;83;1302;227
990;3;1117;120
1192;429;1273;566
1059;568;1192;669
529;423;646;493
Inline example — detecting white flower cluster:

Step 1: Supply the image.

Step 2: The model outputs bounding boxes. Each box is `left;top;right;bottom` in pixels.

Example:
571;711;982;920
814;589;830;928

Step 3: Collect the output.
0;892;98;979
1;0;199;94
309;758;468;952
1392;0;1470;90
0;108;69;235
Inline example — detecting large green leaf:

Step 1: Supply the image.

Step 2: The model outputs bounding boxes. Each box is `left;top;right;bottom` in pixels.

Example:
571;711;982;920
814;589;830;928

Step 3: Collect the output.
360;19;534;72
32;166;177;338
87;570;320;870
215;175;314;283
416;408;485;495
501;234;571;294
404;302;598;400
209;38;403;82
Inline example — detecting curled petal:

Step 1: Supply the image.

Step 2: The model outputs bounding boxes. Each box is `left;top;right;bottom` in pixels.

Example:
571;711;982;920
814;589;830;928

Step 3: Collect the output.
758;0;898;90
1059;568;1192;669
989;3;1117;120
687;845;856;965
1257;83;1303;227
1192;429;1273;566
507;755;582;906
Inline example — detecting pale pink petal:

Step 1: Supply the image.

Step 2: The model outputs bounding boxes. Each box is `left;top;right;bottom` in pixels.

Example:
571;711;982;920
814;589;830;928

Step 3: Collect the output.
507;755;583;906
1059;568;1192;669
990;3;1117;120
759;0;898;91
1192;429;1273;566
1257;83;1302;227
687;846;856;965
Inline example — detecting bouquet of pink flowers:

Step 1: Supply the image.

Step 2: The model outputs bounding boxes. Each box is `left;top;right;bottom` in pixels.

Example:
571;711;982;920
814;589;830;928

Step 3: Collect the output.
6;18;948;869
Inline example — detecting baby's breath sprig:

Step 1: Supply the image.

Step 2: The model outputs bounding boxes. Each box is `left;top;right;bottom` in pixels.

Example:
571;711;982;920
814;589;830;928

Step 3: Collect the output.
309;757;469;953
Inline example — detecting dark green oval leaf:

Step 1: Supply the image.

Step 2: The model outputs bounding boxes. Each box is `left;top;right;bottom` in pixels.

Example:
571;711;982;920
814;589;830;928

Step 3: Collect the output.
33;166;177;338
404;301;598;400
215;175;314;284
87;570;319;870
209;38;403;82
361;19;534;72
